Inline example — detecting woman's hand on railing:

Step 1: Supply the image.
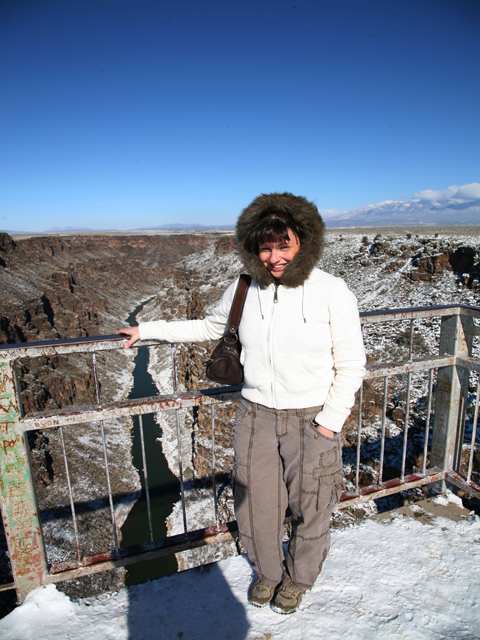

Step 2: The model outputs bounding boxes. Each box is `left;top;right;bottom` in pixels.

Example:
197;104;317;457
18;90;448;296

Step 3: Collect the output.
117;327;140;349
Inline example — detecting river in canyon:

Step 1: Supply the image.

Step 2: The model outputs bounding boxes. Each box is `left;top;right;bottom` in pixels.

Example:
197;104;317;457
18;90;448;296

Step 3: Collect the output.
120;299;179;585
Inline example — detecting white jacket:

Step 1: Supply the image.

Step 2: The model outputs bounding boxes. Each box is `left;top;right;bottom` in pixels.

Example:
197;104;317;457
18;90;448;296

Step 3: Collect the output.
139;268;365;432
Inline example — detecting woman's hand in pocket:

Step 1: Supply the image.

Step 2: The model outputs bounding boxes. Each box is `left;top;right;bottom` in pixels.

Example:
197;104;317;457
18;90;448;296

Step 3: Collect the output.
316;424;335;439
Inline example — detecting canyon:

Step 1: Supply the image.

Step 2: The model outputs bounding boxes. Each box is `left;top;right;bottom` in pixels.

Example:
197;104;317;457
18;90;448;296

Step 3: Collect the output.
0;227;479;600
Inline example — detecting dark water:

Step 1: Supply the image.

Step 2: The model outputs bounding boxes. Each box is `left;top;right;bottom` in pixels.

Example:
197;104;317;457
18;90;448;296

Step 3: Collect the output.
120;299;179;584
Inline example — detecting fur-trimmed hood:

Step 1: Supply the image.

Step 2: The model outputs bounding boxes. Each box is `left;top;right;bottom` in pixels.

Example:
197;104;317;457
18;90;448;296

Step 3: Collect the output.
236;192;325;288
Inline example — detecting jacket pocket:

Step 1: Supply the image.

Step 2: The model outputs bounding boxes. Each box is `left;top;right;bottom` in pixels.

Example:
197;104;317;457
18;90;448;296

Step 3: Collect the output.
241;348;270;392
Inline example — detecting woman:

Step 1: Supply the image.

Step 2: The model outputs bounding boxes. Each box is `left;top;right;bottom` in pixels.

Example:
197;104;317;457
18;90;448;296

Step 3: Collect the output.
118;192;365;615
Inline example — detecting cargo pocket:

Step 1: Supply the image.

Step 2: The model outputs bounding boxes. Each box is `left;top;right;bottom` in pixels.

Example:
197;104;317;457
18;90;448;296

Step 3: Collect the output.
313;468;345;511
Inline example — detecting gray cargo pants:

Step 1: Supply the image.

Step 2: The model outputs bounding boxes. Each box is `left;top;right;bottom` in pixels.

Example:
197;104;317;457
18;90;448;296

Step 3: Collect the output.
232;398;344;592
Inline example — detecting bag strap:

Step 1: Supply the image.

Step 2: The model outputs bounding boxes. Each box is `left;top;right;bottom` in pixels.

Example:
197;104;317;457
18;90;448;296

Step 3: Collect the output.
227;274;251;335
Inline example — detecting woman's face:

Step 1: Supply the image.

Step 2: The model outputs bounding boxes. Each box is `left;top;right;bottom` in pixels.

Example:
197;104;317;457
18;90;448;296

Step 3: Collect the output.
258;228;300;279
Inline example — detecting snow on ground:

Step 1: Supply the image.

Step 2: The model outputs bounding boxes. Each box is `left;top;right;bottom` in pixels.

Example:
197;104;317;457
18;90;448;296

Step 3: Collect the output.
1;492;479;640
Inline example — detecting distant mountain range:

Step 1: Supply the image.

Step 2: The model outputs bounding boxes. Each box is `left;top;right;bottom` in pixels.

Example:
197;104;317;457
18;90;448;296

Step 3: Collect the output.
134;223;236;231
323;199;480;227
2;183;479;234
44;226;97;232
1;224;235;234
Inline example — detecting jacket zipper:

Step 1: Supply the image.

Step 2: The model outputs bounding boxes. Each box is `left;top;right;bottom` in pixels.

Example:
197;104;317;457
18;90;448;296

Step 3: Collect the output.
266;284;278;404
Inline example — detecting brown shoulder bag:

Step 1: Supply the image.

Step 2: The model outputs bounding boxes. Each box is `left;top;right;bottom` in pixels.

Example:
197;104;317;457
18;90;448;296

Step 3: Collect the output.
204;274;251;386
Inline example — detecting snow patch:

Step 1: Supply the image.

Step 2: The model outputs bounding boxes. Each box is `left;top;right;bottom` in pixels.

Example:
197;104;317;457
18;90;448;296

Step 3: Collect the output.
1;513;479;640
433;489;465;508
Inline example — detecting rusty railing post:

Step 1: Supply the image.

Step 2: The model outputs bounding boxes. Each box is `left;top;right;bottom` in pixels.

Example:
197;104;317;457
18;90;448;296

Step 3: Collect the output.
430;311;474;491
0;358;48;602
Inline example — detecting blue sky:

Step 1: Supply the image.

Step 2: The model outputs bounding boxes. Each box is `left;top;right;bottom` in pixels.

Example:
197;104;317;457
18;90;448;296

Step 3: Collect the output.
1;0;479;232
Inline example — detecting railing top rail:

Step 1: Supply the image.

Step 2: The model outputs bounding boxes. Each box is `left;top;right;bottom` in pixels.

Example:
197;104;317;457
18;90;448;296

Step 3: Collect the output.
1;304;479;361
0;334;122;350
360;303;480;324
0;335;160;360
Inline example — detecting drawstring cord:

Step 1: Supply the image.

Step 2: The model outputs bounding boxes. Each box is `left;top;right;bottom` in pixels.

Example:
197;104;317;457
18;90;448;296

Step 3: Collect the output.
257;285;264;319
257;282;307;321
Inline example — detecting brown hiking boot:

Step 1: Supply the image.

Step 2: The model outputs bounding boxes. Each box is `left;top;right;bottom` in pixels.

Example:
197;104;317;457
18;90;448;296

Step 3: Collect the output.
271;583;303;615
248;579;276;607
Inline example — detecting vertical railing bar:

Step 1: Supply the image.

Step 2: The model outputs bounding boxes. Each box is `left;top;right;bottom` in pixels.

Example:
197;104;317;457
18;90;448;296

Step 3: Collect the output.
422;369;434;476
378;376;388;485
462;375;469;461
170;343;187;532
12;359;25;419
408;319;414;362
100;421;119;550
59;426;82;564
400;372;412;481
454;376;469;473
92;351;101;404
211;404;219;526
175;409;188;533
139;414;154;542
170;344;177;394
355;384;363;494
467;377;480;484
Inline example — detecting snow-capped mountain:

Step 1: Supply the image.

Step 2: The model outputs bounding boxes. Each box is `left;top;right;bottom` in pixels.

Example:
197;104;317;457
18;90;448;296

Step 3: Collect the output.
325;182;480;227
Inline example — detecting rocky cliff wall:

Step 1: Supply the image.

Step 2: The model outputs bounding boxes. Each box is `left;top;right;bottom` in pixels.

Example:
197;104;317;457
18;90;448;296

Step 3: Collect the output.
0;231;212;410
0;231;209;344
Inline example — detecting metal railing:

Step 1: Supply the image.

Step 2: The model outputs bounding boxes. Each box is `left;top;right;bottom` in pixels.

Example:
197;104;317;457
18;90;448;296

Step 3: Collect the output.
0;304;479;602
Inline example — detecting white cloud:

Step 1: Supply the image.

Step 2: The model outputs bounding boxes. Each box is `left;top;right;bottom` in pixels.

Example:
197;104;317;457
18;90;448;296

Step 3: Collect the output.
455;183;480;200
413;182;480;204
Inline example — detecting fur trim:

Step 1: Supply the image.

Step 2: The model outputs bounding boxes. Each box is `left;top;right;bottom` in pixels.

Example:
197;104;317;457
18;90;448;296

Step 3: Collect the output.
235;192;325;288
